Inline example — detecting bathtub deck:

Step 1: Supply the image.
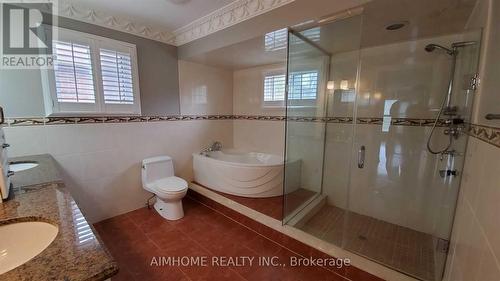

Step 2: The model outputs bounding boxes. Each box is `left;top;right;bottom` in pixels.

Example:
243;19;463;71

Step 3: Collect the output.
193;183;316;220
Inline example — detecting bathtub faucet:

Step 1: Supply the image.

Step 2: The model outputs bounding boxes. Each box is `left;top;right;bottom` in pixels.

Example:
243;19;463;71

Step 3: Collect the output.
211;141;223;151
200;141;222;155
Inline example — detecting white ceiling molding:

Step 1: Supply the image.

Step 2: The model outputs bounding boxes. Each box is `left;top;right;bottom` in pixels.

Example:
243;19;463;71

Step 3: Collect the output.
53;0;295;46
57;1;177;45
173;0;296;46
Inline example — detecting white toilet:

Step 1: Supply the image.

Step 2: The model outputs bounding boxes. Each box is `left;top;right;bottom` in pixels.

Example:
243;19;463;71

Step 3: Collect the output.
141;156;188;220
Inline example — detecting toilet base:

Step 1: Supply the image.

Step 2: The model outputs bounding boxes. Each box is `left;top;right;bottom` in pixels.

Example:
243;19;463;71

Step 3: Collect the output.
154;198;184;220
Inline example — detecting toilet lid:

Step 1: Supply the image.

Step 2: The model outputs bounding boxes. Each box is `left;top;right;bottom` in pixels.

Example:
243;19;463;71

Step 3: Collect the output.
148;176;188;193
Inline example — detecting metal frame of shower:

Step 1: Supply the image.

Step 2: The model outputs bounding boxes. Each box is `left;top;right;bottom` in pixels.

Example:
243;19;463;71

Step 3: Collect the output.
281;7;364;225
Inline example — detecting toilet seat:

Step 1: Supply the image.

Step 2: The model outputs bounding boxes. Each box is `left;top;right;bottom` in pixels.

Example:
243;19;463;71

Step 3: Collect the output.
146;176;188;194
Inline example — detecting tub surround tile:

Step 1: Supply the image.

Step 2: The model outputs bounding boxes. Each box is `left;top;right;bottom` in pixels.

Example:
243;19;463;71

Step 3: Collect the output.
179;60;234;116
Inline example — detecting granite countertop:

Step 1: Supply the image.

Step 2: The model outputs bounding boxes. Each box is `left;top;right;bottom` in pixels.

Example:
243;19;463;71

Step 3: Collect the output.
0;155;118;281
9;154;63;193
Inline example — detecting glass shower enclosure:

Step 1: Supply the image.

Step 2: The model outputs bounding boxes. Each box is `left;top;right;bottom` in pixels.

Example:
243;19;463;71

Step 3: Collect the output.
283;12;481;281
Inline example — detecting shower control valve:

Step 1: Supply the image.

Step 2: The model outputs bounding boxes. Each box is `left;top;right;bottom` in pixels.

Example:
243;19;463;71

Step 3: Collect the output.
444;127;461;139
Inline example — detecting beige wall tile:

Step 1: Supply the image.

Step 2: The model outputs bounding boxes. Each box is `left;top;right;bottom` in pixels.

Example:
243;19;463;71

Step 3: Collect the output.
233;63;286;116
4;120;234;223
178;60;233;115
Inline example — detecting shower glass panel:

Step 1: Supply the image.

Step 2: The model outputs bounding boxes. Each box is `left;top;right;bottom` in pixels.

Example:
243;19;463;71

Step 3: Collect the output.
283;30;331;222
283;11;482;281
344;29;481;281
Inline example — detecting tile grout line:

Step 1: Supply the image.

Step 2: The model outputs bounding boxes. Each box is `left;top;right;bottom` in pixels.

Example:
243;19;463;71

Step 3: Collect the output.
132;206;249;281
126;212;195;281
187;195;353;281
170;218;249;281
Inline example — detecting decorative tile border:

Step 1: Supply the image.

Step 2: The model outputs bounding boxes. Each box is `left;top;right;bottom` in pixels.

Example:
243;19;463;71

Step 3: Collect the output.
466;123;500;148
355;117;447;127
4;115;451;128
6;118;47;126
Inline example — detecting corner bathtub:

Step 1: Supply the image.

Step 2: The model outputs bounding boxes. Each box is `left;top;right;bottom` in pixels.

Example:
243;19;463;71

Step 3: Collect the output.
193;151;295;198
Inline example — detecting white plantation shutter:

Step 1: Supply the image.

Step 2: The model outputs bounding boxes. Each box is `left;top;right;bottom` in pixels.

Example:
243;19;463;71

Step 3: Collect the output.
100;49;135;105
264;74;286;101
265;28;287;51
53;41;96;103
44;28;141;116
288;71;318;100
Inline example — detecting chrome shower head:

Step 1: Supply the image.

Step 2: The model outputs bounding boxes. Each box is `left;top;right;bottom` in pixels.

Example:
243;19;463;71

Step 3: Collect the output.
425;44;455;56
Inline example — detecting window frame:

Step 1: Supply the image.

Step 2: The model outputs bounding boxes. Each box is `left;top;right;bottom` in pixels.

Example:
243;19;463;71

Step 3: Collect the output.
42;27;141;116
262;68;286;108
287;70;320;101
261;68;322;109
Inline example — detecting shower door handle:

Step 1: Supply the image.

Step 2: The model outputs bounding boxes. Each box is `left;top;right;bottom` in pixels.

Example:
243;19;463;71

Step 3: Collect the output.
358;145;365;169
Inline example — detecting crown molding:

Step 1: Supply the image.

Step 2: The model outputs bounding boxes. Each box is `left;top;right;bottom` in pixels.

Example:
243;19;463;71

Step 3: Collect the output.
57;1;176;45
52;0;295;46
173;0;295;46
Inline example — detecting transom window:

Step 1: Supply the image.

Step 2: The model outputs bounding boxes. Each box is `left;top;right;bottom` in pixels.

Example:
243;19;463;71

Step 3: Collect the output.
265;29;287;51
265;27;321;52
44;28;141;116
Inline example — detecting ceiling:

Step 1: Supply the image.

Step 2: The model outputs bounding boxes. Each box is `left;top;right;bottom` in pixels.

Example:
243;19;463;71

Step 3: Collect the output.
184;0;479;70
65;0;234;31
180;31;287;70
57;0;296;45
359;0;478;49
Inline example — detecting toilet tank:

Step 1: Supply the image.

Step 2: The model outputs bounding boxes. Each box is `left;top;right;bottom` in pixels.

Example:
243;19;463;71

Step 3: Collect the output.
142;156;175;185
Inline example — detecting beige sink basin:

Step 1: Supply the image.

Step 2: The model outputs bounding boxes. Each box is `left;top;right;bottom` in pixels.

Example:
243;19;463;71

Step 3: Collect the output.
0;221;58;274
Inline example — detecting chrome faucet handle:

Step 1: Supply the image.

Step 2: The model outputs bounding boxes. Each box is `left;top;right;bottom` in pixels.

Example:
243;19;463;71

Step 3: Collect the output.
211;141;222;151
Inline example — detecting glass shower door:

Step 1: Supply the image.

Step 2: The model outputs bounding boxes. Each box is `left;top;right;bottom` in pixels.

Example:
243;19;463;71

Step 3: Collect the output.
283;30;330;222
343;31;482;281
282;9;481;281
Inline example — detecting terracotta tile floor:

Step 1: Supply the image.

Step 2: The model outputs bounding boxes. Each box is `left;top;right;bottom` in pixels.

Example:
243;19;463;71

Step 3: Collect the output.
299;205;436;281
198;184;317;220
94;197;350;281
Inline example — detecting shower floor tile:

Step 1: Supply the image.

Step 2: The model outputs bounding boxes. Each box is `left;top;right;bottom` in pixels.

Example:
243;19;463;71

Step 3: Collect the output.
299;205;436;281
